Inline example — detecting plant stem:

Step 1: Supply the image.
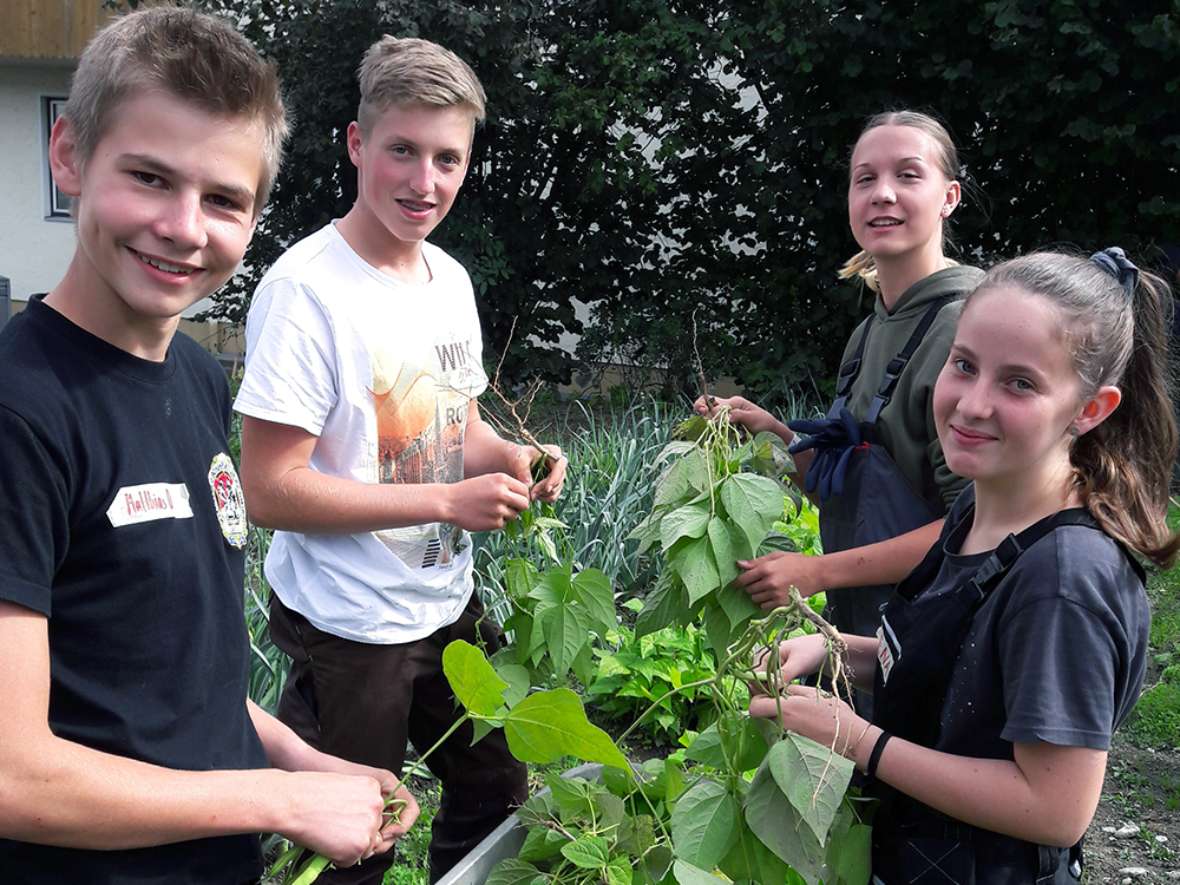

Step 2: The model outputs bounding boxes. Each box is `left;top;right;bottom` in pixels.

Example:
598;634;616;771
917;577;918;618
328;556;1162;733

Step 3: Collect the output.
400;712;473;781
615;676;717;746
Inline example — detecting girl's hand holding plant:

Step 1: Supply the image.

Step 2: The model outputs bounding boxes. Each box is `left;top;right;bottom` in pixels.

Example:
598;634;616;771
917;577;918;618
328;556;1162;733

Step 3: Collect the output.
749;633;876;770
737;549;827;609
751;633;831;692
750;684;875;770
693;394;789;440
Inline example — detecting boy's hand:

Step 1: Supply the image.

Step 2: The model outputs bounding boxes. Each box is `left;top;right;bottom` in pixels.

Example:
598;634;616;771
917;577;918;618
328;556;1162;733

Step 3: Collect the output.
447;473;530;531
278;771;387;867
736;551;826;609
508;443;567;502
306;756;420;843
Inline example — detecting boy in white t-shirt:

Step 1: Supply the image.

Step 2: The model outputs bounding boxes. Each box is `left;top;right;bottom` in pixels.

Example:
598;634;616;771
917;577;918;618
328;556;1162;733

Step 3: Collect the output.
234;36;566;884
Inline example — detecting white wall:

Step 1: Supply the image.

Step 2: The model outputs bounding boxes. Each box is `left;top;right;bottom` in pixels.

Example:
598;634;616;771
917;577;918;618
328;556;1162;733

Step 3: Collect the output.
0;62;76;303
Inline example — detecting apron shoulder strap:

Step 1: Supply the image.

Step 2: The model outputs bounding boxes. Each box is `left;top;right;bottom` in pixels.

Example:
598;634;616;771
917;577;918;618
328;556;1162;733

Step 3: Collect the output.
964;508;1103;601
895;505;1104;604
864;295;956;426
830;316;874;414
894;497;974;601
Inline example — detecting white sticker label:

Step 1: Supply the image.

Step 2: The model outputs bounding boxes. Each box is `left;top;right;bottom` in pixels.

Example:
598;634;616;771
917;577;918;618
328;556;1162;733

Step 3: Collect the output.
106;482;193;527
876;624;895;685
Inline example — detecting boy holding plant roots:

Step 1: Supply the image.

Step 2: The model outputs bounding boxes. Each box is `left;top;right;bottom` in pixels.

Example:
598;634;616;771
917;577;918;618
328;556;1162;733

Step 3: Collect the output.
0;9;418;884
235;36;567;884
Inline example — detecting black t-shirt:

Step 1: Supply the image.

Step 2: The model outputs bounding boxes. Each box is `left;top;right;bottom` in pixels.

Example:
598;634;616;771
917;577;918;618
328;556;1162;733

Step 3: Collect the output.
0;298;267;884
923;486;1150;760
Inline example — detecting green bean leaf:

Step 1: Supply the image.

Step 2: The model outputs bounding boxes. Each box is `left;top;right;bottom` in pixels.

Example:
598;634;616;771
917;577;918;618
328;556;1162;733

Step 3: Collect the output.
561;834;610;869
670;778;740;871
441;640;508;718
486;858;547;885
504;688;630;771
671;859;730;883
720;473;784;555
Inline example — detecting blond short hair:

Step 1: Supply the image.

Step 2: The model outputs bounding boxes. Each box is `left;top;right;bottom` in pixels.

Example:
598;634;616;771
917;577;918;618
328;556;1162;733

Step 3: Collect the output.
65;6;288;211
356;36;486;132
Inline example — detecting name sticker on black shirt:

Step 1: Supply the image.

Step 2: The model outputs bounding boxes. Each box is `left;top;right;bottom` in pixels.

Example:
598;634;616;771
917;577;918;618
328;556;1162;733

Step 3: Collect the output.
107;482;193;527
877;615;902;685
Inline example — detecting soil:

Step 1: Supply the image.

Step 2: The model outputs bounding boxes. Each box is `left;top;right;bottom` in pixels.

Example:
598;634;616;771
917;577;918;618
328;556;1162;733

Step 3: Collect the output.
1086;735;1180;882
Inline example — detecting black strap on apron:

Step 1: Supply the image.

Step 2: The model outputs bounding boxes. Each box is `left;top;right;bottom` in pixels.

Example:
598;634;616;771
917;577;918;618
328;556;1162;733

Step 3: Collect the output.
870;503;1144;883
831;313;874;410
826;295;953;423
864;296;951;425
789;296;956;503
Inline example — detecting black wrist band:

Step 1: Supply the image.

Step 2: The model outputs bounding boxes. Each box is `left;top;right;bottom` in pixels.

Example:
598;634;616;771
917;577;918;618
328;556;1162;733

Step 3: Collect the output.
866;730;892;780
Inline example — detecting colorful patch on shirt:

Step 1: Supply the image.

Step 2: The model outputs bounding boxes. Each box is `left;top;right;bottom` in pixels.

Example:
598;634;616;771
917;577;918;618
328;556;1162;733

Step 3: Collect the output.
107;482;193;527
208;452;247;549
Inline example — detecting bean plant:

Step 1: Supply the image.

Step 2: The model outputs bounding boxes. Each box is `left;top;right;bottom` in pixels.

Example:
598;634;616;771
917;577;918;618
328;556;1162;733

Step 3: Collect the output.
482;407;870;884
272;407;868;884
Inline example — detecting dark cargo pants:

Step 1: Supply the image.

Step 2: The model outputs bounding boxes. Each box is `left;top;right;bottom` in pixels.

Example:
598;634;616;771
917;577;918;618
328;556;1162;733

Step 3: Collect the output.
268;592;528;884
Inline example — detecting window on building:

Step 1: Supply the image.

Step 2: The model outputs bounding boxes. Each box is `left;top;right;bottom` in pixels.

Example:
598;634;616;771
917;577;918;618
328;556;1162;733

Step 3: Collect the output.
43;96;73;220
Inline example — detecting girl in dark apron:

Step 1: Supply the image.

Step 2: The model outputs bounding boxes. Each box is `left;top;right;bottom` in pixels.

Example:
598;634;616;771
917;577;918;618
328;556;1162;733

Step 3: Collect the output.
749;249;1176;883
697;111;982;715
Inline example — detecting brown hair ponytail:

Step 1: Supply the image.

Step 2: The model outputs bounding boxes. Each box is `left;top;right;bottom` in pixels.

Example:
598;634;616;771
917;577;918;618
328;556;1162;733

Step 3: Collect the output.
1073;270;1179;567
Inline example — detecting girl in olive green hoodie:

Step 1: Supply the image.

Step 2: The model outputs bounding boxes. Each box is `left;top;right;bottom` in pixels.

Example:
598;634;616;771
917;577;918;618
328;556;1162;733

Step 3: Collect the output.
697;111;982;706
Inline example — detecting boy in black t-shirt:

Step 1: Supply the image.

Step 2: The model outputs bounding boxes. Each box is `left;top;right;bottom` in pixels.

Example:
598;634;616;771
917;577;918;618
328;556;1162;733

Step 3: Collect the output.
0;9;417;885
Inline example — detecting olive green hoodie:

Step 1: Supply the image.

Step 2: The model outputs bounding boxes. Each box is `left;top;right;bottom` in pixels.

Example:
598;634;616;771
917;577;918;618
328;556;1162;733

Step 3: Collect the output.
834;264;985;513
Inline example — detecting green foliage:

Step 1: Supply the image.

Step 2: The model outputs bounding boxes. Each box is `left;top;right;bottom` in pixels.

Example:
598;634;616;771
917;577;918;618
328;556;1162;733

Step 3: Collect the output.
142;0;1175;398
502;688;630;771
492;768;678;884
1152;608;1180;657
631;415;794;654
497;553;619;687
442;640;510;717
585;616;720;744
481;409;864;885
1129;547;1180;747
773;497;824;558
490;716;867;885
475;399;675;621
244;524;288;712
1128;683;1180;748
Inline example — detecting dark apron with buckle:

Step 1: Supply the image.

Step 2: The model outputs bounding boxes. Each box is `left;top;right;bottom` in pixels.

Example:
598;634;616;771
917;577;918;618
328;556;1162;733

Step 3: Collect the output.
790;298;952;717
866;503;1137;884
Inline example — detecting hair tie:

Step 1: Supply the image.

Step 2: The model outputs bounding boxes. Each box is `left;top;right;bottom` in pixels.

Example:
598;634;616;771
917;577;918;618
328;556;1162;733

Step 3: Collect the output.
1089;247;1139;299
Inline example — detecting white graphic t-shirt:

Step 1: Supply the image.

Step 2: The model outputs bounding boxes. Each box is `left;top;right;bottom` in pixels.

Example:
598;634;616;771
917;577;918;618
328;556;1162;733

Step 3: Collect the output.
234;223;487;643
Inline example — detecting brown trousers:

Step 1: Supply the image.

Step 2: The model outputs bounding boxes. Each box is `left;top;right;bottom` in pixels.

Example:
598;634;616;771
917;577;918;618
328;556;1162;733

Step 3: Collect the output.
268;592;528;884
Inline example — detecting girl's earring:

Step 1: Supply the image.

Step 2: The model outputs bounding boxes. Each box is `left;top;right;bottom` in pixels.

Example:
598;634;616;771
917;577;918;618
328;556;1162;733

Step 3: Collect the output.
941;206;952;218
